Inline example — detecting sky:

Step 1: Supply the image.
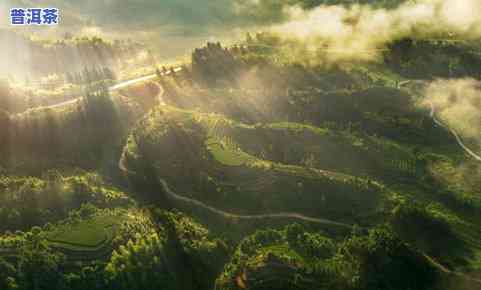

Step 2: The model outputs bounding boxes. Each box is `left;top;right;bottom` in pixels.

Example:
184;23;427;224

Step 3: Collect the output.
1;0;281;33
0;0;287;58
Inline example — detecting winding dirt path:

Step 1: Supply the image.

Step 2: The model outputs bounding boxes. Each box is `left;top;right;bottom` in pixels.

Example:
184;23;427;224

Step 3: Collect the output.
14;67;182;116
399;80;481;284
118;77;481;284
118;78;481;231
429;102;481;162
398;80;481;162
423;254;481;285
118;149;353;229
121;146;481;285
157;178;353;228
116;71;354;229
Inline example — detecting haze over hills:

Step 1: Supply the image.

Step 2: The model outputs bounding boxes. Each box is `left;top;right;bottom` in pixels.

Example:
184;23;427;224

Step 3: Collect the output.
0;0;446;59
1;1;481;290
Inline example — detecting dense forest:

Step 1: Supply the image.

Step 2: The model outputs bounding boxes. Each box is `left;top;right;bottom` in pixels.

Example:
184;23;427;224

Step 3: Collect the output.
0;30;146;79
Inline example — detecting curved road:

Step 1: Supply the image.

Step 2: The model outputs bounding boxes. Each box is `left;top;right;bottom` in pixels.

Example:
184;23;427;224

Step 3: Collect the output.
116;78;481;230
398;80;481;162
17;65;481;163
112;69;353;229
399;80;481;284
157;178;353;228
15;67;182;115
117;77;481;284
14;74;481;227
429;103;481;162
119;123;481;285
5;71;481;281
424;254;481;285
118;152;353;229
114;75;354;229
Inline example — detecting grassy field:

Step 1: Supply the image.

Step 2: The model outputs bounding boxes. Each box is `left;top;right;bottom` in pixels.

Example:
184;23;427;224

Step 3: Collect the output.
205;137;256;167
46;213;120;250
124;106;388;226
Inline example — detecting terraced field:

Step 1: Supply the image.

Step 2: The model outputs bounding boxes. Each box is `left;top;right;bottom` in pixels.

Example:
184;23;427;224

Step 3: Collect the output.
123;106;388;227
205;137;256;167
122;101;481;280
46;214;120;250
40;210;139;263
196;108;419;182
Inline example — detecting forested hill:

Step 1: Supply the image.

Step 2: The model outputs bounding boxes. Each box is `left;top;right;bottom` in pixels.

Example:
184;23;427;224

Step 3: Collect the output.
0;30;144;79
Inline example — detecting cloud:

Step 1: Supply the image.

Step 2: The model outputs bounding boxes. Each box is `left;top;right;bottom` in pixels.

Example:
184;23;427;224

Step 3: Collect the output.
4;1;481;63
423;78;481;145
270;0;481;62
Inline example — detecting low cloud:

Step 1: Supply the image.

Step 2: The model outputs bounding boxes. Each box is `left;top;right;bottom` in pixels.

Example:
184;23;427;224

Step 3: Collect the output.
271;0;481;62
4;1;481;64
423;78;481;145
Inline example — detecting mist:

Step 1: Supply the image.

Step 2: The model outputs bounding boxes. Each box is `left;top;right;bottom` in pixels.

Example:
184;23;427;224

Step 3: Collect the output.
271;0;481;62
423;78;481;148
423;78;481;194
4;0;481;74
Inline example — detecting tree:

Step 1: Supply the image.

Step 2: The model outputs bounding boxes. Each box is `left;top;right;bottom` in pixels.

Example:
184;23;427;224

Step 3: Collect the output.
17;243;65;290
338;226;438;290
0;258;17;290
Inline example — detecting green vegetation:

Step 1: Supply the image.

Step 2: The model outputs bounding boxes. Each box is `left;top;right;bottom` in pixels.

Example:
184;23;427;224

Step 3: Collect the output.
0;88;141;174
123;106;386;225
217;224;438;290
0;172;134;232
0;30;144;82
2;4;481;289
103;210;228;290
205;136;255;167
46;213;119;249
